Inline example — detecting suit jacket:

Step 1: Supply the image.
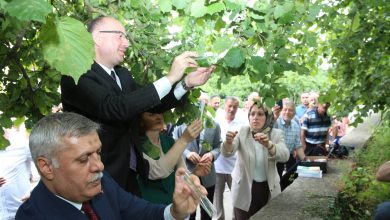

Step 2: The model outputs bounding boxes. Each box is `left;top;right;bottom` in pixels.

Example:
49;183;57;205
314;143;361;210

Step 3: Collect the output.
16;172;166;220
172;121;222;188
221;126;289;211
61;62;186;190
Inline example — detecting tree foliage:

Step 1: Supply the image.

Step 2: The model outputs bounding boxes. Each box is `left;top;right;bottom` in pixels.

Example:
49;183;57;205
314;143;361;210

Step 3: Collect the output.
0;0;388;149
318;0;389;124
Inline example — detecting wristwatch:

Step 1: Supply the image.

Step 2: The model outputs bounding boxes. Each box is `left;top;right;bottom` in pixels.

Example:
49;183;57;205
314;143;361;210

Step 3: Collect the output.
181;79;193;91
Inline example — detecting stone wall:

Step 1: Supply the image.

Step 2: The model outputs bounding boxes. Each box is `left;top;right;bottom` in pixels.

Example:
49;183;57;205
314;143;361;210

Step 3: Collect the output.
251;159;352;220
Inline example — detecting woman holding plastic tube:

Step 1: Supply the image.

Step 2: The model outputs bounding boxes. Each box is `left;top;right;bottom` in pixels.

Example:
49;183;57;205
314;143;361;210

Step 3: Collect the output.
137;112;211;204
222;102;289;219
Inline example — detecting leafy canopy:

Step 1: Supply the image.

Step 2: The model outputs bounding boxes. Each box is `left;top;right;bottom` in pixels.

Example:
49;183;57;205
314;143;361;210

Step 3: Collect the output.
0;0;388;149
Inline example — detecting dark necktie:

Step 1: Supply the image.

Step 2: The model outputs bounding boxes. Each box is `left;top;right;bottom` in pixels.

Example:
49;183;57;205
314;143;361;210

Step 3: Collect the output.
82;201;99;220
110;70;117;83
196;135;200;147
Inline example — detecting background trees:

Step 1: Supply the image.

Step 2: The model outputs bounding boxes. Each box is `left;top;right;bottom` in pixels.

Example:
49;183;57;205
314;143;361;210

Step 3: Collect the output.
0;0;388;149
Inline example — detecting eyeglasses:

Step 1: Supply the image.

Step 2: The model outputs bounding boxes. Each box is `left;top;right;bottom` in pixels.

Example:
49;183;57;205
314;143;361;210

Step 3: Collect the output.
99;30;128;39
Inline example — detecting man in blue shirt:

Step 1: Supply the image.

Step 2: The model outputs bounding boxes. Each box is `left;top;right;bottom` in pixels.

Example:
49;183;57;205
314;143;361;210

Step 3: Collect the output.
274;100;306;190
295;92;309;121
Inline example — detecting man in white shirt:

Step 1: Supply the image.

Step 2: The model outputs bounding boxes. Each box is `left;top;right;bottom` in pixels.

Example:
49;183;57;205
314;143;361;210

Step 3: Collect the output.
214;96;245;220
0;124;37;220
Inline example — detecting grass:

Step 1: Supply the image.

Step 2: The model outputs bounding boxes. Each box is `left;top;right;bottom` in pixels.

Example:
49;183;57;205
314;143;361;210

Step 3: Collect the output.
326;123;390;219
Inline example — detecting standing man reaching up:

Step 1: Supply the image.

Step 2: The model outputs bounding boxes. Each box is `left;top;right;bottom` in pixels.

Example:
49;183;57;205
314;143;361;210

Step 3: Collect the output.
61;16;215;195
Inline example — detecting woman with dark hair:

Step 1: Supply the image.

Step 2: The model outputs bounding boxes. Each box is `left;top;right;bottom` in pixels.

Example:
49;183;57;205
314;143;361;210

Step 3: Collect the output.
137;112;210;204
222;103;289;219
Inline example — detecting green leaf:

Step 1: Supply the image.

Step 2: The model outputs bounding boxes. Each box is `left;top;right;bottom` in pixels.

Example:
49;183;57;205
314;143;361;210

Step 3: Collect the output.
130;0;140;8
190;0;207;18
274;4;286;19
214;18;226;31
305;33;317;47
295;2;306;14
0;0;7;9
250;56;268;76
249;12;264;20
278;11;295;24
243;28;255;38
4;0;52;23
159;0;172;13
306;5;321;22
13;117;26;127
0;116;13;129
273;37;286;48
172;0;189;9
224;0;244;11
40;16;95;82
223;47;245;68
274;3;293;19
207;2;225;15
264;97;275;109
273;62;283;74
351;14;360;32
0;135;10;150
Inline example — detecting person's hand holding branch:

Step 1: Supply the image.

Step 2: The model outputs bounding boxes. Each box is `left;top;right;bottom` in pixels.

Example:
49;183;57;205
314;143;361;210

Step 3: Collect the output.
167;51;199;85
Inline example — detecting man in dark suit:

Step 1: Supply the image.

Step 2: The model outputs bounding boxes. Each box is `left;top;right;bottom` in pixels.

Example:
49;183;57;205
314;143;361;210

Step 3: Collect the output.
60;16;215;194
16;112;207;220
173;120;221;220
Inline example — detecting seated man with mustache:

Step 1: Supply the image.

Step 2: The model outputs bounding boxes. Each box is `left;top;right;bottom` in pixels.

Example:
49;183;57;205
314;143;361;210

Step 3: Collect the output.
16;112;206;220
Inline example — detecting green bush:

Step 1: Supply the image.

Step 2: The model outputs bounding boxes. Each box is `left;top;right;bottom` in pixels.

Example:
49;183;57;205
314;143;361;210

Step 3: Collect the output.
328;124;390;219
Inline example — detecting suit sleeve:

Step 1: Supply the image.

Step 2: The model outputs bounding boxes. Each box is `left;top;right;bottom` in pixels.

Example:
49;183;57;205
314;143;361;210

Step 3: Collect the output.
61;69;186;123
104;173;166;220
210;123;222;161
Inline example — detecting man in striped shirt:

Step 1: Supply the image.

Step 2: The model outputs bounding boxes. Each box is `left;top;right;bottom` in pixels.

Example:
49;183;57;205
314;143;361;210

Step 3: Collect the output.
300;102;331;156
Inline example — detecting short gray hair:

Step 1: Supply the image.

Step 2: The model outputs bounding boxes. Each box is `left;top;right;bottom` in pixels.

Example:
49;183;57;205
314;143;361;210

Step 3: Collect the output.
225;96;240;104
29;112;100;166
283;99;296;110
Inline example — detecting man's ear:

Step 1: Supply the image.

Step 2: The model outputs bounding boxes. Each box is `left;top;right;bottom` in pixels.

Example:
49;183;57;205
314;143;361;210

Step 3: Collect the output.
36;156;55;180
92;32;101;47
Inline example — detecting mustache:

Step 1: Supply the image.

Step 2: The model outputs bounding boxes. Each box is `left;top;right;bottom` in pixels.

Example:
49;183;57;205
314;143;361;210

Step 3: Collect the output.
89;172;103;183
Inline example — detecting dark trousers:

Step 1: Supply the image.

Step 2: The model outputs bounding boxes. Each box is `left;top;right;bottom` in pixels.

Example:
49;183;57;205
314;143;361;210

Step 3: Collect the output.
189;185;215;220
234;181;269;220
305;142;327;156
277;154;298;191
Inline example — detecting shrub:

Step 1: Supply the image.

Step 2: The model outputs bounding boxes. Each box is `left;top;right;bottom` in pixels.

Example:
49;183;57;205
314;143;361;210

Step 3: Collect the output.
328;124;390;219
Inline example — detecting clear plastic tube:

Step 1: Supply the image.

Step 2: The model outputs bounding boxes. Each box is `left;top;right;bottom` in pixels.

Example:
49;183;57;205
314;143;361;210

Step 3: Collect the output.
182;171;217;218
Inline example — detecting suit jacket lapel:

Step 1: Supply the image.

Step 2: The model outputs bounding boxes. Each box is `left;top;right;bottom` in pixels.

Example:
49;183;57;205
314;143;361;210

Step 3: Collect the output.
115;66;136;93
91;62;122;94
91;192;116;220
33;181;88;220
243;128;255;176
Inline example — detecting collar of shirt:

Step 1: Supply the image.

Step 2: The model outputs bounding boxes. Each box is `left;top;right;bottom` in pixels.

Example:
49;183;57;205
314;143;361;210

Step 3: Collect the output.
55;195;82;211
96;62;122;89
96;62;114;76
280;118;292;128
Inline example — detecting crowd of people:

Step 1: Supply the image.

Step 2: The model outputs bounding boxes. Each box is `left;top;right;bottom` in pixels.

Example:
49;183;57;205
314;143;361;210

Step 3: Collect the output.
0;15;388;220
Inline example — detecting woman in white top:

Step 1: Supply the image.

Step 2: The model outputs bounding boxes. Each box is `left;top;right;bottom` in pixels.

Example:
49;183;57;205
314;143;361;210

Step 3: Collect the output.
222;102;289;219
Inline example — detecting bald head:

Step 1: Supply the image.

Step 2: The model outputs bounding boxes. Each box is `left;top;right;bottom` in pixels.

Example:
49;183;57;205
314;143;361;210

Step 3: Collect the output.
88;16;129;69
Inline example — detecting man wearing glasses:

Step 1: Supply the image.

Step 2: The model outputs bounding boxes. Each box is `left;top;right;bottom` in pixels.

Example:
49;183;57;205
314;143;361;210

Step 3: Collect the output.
60;16;216;195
